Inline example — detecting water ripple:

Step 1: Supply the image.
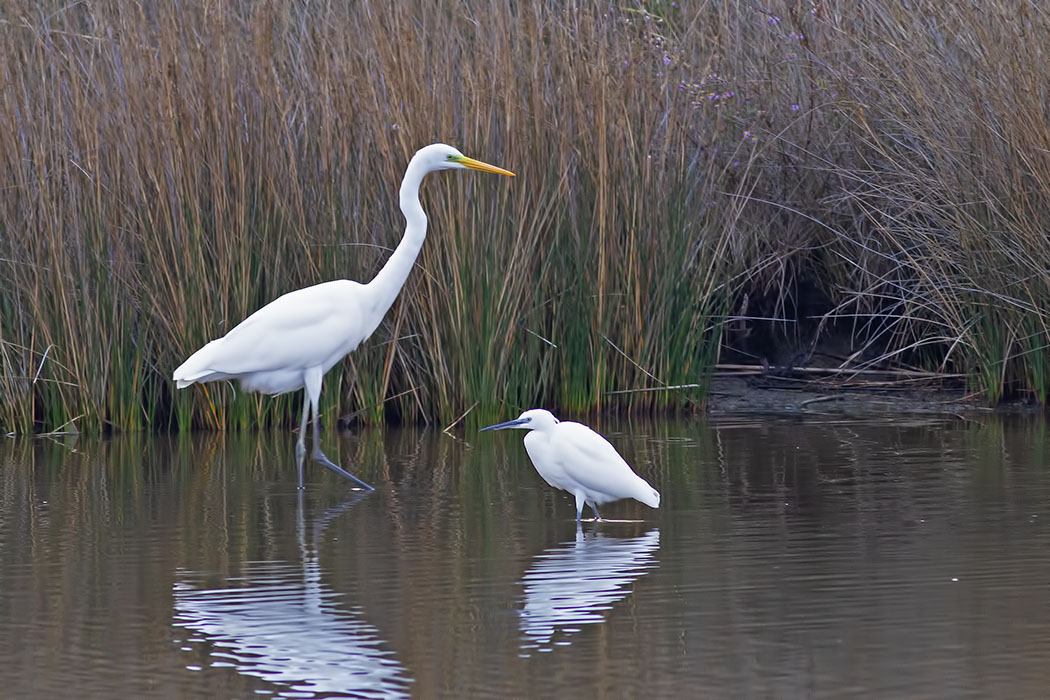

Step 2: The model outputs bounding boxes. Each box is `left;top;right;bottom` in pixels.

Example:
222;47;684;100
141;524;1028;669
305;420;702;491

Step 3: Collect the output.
518;527;660;654
174;559;412;699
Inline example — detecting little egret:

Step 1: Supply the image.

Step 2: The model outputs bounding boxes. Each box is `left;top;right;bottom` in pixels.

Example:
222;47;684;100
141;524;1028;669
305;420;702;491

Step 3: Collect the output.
173;144;514;490
481;409;660;521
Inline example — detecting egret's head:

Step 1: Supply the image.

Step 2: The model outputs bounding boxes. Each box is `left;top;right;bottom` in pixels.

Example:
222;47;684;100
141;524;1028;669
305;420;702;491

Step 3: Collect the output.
413;143;515;176
480;409;558;433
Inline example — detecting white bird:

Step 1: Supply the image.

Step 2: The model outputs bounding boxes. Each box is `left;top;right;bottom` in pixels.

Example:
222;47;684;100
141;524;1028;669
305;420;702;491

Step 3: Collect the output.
173;144;514;490
481;409;660;521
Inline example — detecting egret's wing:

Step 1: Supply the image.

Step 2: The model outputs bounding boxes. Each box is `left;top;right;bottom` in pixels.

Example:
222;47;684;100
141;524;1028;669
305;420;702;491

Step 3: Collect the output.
550;423;649;498
174;280;366;380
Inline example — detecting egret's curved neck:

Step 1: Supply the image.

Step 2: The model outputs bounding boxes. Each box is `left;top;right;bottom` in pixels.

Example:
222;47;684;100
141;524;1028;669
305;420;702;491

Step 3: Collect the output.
365;157;431;317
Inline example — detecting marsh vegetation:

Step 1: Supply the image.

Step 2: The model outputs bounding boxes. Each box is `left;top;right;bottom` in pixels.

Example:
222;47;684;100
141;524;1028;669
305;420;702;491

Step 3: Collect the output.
1;1;1048;432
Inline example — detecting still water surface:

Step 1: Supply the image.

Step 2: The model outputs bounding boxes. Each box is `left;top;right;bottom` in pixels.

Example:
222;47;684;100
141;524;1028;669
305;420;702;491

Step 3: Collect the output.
1;416;1049;698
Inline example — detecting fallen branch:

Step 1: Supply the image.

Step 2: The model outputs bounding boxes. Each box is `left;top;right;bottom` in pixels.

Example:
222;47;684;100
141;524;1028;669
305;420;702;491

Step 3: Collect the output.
603;383;702;395
713;363;964;379
799;395;842;408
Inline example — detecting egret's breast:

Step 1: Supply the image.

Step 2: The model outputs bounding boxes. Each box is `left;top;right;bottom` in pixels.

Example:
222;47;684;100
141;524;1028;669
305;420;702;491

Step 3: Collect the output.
523;432;572;492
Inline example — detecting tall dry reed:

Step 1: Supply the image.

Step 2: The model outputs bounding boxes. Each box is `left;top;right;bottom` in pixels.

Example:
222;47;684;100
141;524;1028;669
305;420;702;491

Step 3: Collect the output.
1;0;1048;433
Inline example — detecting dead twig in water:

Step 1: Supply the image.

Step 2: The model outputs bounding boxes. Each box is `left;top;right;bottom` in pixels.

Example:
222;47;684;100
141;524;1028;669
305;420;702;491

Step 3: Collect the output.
38;414;83;436
443;401;479;436
336;387;420;427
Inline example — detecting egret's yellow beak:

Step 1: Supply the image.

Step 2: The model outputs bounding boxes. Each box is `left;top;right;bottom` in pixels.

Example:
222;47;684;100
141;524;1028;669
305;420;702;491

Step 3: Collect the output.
454;155;515;177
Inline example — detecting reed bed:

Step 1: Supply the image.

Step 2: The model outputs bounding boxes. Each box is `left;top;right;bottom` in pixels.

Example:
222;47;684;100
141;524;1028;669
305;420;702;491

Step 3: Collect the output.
1;0;1048;433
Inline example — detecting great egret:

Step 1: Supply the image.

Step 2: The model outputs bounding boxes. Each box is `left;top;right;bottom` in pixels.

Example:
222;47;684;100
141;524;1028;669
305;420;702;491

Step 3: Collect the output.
481;409;661;521
173;144;514;490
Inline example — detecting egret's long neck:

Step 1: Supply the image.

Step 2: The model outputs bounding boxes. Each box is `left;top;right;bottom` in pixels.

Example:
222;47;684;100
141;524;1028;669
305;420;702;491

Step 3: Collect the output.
365;158;430;317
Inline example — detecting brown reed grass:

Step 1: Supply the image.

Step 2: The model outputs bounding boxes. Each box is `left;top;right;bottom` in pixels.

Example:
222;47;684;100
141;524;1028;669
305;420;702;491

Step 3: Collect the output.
1;0;1047;433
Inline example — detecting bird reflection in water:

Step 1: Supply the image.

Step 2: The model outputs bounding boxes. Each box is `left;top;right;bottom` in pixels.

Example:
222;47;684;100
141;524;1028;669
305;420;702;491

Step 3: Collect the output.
519;526;660;655
172;493;411;698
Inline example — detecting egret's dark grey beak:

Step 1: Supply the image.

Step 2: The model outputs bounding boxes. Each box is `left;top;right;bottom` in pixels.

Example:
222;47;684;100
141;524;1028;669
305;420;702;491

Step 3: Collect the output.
480;417;530;432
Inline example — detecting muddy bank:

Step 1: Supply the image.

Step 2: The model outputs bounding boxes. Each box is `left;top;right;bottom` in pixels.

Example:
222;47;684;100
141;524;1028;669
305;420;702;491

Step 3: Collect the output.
704;373;1040;418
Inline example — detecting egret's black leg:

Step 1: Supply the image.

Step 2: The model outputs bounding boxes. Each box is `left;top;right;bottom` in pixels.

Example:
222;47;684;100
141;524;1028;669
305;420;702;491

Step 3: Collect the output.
305;367;374;491
313;447;375;490
295;390;310;490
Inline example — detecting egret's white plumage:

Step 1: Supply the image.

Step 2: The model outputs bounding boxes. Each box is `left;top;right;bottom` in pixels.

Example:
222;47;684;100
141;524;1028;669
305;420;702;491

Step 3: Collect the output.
173;144;514;489
481;409;660;521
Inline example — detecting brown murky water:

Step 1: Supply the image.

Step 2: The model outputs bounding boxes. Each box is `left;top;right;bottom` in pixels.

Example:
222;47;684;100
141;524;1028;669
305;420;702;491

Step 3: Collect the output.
2;416;1049;698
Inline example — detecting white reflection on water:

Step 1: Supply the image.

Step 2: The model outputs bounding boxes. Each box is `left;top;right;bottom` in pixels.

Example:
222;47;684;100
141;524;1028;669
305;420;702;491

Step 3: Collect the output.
172;496;411;699
519;526;660;655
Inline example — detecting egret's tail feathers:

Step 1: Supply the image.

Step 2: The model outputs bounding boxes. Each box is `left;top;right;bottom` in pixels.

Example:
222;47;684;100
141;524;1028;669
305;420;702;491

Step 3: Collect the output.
636;483;661;509
173;369;222;389
172;339;225;388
